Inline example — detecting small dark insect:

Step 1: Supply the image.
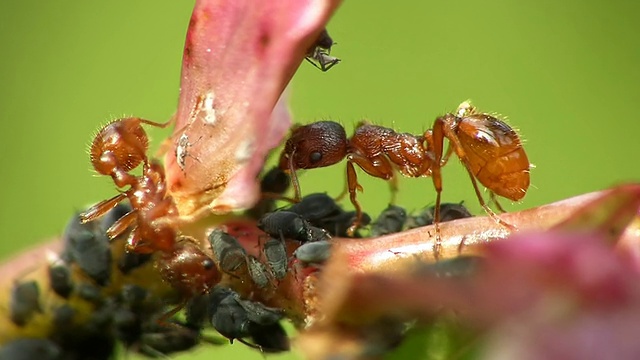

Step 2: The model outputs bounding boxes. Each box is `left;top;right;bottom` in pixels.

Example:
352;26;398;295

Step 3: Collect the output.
209;229;247;273
185;294;210;330
248;166;291;219
264;238;288;280
209;287;252;342
52;304;76;330
260;166;291;195
371;205;408;237
120;284;149;309
293;240;332;266
118;251;153;275
405;202;474;229
279;102;530;255
287;193;342;223
258;211;330;243
0;338;62;360
250;322;291;353
305;28;341;72
319;210;372;237
414;255;483;279
208;286;286;351
137;324;214;357
9;280;42;326
77;283;104;304
246;256;270;288
47;254;74;298
62;213;112;286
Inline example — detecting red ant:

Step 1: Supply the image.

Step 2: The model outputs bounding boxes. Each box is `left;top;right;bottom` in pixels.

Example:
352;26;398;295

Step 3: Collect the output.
79;117;221;317
278;102;530;254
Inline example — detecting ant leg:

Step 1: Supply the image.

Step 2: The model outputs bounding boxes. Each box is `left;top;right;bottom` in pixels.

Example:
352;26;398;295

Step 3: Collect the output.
440;143;454;167
80;193;127;224
139;117;174;129
157;299;187;327
106;209;137;239
345;162;364;237
333;181;348;202
462;168;516;231
489;192;508;213
388;175;399;204
287;150;302;202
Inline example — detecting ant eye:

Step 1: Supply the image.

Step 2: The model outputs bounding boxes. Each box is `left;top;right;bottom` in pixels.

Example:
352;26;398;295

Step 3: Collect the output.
202;259;215;270
309;151;323;163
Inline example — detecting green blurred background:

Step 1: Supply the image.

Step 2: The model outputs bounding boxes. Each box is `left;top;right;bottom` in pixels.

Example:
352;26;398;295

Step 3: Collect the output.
0;0;639;358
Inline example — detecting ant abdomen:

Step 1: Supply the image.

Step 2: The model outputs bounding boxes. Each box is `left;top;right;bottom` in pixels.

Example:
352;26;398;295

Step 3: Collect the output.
455;114;530;201
90;117;150;180
279;121;348;170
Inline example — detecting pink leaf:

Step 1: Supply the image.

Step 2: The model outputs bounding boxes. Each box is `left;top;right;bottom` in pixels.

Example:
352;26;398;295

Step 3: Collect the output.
164;0;341;218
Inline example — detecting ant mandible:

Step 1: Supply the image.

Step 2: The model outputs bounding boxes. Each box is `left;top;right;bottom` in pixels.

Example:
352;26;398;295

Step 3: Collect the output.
278;101;530;254
79;117;221;316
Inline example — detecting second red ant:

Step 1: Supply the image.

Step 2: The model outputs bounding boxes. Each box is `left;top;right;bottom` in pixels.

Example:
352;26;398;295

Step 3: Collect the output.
278;101;531;255
79;117;221;318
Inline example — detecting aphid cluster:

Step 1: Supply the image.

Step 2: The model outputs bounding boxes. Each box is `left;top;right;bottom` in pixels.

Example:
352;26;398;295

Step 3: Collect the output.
278;101;530;252
2;206;217;359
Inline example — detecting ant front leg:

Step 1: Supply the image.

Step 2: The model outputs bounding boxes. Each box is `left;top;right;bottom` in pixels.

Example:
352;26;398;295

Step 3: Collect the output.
287;150;302;202
425;126;445;260
345;161;364;237
80;193;127;224
489;192;508;213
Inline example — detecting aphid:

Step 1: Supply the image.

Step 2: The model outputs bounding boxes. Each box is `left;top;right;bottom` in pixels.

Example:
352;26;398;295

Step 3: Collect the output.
293;240;332;266
415;255;483;279
264;238;288;280
318;210;372;238
47;253;74;298
246;256;270;288
77;283;103;304
248;166;291;218
117;251;153;275
9;280;42;326
305;28;341;72
137;324;207;357
258;211;330;243
208;287;252;343
287;192;342;223
250;322;291;353
0;338;62;360
52;304;76;329
62;214;112;286
370;204;408;237
208;286;286;351
260;166;291;195
279;102;530;253
405;202;473;229
208;228;247;273
119;284;149;309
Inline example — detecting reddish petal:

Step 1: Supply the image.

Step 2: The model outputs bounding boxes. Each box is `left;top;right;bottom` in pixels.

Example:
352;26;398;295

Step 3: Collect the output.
164;0;341;217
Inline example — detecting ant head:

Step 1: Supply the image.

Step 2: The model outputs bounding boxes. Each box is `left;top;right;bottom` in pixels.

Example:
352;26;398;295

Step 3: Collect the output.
279;121;348;171
90;117;150;175
158;239;222;296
